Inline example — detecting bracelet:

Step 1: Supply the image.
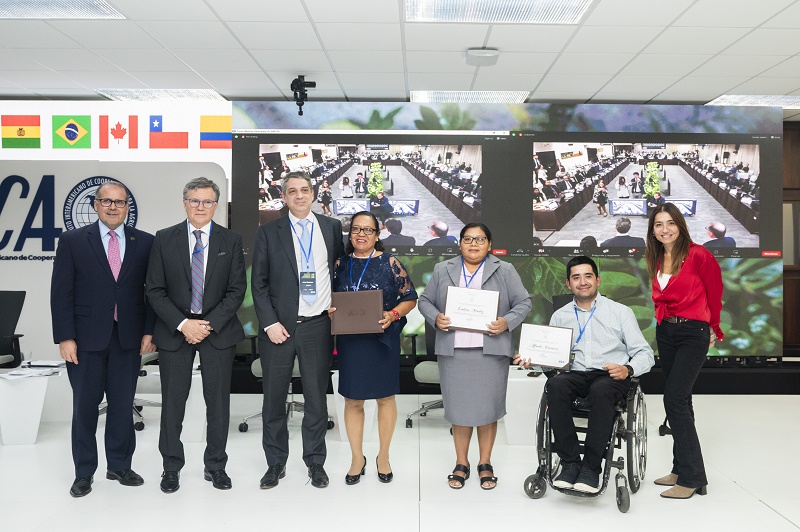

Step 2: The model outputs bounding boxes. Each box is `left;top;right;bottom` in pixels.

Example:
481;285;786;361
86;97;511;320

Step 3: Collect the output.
391;309;400;321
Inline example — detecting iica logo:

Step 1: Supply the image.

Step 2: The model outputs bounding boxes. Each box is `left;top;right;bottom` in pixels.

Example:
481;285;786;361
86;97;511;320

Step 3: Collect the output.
63;177;138;231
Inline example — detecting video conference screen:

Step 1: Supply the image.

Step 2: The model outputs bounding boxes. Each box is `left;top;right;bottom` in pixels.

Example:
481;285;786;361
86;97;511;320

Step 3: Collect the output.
231;130;781;261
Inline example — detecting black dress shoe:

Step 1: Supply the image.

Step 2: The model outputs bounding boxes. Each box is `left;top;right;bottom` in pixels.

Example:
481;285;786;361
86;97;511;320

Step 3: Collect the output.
70;476;93;498
345;456;367;485
260;464;286;489
308;463;329;488
204;468;232;490
160;471;180;494
376;457;393;483
106;469;144;486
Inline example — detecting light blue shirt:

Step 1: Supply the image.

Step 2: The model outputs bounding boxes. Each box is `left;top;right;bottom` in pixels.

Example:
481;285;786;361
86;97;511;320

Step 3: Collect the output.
98;220;125;260
549;294;654;377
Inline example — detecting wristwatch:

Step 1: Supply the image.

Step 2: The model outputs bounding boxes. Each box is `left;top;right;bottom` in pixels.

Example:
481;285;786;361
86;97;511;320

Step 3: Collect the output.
624;364;634;378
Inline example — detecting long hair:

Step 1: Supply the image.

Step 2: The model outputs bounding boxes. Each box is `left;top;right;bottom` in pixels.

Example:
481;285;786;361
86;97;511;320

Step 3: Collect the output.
645;203;693;281
344;211;385;255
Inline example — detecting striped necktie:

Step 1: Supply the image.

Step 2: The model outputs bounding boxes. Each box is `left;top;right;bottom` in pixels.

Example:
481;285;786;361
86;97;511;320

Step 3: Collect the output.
191;229;204;314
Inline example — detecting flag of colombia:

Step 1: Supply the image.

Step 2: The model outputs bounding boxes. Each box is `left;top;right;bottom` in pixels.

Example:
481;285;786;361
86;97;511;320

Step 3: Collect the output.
200;115;232;149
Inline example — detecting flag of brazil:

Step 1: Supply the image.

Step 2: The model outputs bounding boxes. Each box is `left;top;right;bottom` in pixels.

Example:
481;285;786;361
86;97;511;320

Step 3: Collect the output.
53;116;91;148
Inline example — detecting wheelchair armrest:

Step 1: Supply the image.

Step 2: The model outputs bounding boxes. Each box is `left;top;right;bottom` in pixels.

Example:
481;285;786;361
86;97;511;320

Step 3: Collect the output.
626;378;640;401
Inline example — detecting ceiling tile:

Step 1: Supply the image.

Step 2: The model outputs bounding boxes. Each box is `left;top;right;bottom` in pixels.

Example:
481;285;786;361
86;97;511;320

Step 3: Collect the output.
328;51;404;72
621;54;713;76
590;92;655;103
0;50;49;70
672;0;792;27
485;25;575;52
406;51;476;73
129;71;214;89
727;77;800;94
489;52;558;74
783;109;800;120
471;72;543;90
0;88;36;95
110;0;218;21
200;71;277;90
347;90;407;101
761;56;800;77
0;21;81;48
583;0;695;26
223;89;286;99
644;27;740;55
205;0;309;22
0;76;23;89
49;20;162;49
649;93;719;103
602;75;683;93
536;74;613;92
699;54;790;76
95;49;190;72
565;26;657;54
304;0;401;22
316;23;401;51
252;50;332;72
529;91;595;102
33;88;103;98
138;21;242;49
763;1;800;27
407;72;474;90
228;22;321;50
722;28;800;55
663;76;752;94
19;49;115;71
0;71;84;89
404;23;490;51
172;49;261;72
337;72;406;90
549;53;635;75
63;71;146;89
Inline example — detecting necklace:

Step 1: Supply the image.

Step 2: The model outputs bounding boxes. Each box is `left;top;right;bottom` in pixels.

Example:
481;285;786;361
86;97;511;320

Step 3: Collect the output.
352;250;375;258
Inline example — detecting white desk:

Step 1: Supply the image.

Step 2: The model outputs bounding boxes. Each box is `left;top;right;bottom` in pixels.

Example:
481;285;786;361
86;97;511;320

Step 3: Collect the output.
330;370;377;442
0;370;62;444
503;367;546;446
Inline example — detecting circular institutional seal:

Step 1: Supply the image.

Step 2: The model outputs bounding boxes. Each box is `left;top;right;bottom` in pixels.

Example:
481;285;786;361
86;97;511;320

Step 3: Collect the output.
63;176;138;231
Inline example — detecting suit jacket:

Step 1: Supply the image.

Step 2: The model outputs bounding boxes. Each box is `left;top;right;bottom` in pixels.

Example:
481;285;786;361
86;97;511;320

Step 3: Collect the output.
146;221;246;351
51;221;155;352
418;255;531;358
601;234;647;248
382;233;415;246
703;237;737;249
251;214;344;337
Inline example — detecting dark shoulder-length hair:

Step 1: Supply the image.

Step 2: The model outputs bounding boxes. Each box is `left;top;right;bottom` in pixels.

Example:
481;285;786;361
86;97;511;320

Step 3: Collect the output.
645;202;693;281
344;210;385;255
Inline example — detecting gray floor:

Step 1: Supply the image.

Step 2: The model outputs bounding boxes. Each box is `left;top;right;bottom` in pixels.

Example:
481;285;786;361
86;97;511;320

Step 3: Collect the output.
312;164;466;248
537;165;757;248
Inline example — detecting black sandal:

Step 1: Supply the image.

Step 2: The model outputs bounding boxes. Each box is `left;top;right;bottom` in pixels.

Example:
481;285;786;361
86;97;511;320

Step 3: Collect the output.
447;464;470;489
477;464;498;490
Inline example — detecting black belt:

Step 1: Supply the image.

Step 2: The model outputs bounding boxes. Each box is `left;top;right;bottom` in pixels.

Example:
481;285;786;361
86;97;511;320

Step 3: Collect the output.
297;311;327;323
664;316;691;323
188;313;204;320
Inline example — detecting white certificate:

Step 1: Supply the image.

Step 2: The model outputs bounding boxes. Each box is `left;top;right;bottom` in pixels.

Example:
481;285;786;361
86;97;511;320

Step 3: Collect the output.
444;286;499;333
518;324;574;369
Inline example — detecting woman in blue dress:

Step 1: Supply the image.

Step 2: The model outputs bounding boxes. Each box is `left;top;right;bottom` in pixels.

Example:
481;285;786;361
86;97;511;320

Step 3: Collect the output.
330;211;417;486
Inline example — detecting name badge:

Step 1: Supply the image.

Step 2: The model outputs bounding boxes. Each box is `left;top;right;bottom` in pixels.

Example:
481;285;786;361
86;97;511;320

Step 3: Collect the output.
300;271;317;296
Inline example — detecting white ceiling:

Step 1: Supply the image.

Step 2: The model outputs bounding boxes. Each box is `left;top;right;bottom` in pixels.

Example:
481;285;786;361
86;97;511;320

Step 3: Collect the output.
0;0;799;120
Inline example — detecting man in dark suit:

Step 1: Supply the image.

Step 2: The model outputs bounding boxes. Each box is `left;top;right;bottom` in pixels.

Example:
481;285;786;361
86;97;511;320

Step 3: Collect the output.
146;177;246;494
600;218;647;249
252;171;345;489
703;222;737;249
51;181;155;498
382;218;415;246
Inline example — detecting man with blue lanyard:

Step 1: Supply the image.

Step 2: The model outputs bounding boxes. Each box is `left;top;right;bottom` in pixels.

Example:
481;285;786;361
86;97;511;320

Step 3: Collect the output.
540;256;653;493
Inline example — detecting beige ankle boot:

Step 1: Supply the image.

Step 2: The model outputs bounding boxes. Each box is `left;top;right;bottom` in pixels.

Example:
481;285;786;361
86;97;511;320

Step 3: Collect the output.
654;473;678;486
660;485;708;499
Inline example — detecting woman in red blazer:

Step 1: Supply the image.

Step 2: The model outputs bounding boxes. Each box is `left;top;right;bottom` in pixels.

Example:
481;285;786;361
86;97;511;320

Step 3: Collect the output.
645;203;723;500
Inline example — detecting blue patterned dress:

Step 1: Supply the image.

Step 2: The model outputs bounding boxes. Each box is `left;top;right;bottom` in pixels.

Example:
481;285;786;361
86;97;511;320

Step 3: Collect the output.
333;253;417;399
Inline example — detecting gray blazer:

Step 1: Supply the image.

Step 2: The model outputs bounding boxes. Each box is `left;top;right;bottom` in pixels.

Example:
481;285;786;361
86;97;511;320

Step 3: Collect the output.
418;255;531;358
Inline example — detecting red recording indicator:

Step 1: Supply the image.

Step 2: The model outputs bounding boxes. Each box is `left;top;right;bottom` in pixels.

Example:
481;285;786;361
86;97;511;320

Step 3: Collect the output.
761;251;782;257
493;249;507;256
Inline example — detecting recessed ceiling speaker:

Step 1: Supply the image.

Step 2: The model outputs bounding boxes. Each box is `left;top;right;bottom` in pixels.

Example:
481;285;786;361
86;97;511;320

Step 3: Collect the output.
465;48;500;67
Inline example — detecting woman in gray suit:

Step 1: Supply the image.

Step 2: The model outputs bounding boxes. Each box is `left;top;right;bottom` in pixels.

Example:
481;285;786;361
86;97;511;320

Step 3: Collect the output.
418;223;531;491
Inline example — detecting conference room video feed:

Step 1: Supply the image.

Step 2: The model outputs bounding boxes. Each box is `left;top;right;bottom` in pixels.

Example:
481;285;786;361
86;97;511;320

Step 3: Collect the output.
531;142;762;257
254;142;483;256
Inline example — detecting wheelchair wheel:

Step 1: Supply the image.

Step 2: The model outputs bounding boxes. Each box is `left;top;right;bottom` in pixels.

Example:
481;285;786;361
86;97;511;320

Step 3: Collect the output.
616;486;630;513
238;422;248;432
523;474;547;499
626;387;647;493
134;421;145;431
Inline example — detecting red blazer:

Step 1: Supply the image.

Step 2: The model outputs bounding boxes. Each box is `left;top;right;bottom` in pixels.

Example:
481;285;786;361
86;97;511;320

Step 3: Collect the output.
651;243;724;340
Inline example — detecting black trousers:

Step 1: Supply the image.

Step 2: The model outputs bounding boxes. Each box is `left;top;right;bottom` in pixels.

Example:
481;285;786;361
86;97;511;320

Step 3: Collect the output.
546;370;630;474
158;341;235;472
260;315;332;467
657;320;709;488
66;323;141;478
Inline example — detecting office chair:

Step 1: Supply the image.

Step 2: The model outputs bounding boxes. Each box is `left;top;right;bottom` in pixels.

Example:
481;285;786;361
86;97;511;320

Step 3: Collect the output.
98;351;161;431
238;357;334;432
0;291;25;368
405;321;442;428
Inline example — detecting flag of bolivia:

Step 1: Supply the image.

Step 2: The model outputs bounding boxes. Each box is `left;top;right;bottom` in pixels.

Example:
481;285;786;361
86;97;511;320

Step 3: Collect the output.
2;115;40;148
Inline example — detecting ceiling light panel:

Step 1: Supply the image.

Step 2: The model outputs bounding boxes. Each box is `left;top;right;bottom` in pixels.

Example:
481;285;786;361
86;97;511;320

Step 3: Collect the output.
96;88;226;101
411;91;529;103
0;0;124;19
706;94;800;109
405;0;594;24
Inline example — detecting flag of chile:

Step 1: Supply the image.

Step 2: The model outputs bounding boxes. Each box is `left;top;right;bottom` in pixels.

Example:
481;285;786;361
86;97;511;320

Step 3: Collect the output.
149;115;188;149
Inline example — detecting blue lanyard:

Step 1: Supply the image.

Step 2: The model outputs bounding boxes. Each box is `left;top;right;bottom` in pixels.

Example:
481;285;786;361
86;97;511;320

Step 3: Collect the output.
189;221;212;255
573;304;596;347
461;256;487;288
349;250;375;291
290;219;314;270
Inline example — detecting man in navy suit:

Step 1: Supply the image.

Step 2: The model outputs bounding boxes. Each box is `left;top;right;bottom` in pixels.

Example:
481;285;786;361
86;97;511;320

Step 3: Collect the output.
600;218;647;249
51;181;155;498
146;177;246;493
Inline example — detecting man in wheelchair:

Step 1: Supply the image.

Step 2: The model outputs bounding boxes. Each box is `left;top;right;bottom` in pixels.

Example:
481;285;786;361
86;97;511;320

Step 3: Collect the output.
518;256;654;494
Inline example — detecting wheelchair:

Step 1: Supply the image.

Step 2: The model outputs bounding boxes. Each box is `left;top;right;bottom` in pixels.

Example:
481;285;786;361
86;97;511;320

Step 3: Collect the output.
523;373;647;513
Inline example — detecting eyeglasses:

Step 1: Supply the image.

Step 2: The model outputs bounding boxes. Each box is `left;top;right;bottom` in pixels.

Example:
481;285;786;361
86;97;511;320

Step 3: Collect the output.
461;236;487;245
96;198;128;208
350;226;377;235
185;199;218;208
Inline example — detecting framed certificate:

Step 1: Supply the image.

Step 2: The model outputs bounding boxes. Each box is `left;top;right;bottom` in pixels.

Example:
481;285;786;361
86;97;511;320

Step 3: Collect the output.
444;286;499;333
518;324;574;370
331;290;384;335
